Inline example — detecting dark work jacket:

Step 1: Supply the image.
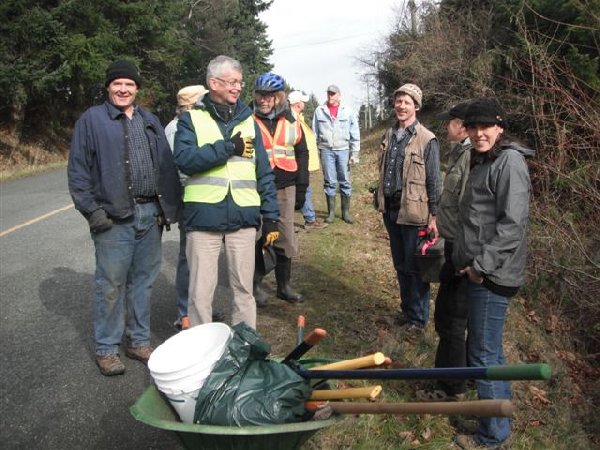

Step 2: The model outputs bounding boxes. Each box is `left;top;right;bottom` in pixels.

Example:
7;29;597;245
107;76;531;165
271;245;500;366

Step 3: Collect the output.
174;96;279;232
68;101;181;224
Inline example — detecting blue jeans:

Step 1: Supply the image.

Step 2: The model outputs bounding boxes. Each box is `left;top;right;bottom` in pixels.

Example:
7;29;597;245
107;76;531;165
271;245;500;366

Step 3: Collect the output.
468;282;512;445
175;222;189;319
320;148;351;197
300;185;316;223
92;202;162;355
383;213;430;327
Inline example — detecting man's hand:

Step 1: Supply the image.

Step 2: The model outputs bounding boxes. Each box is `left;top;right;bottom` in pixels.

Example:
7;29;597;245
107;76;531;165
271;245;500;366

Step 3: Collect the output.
231;131;254;158
262;220;279;246
350;154;360;165
427;215;439;240
88;209;113;233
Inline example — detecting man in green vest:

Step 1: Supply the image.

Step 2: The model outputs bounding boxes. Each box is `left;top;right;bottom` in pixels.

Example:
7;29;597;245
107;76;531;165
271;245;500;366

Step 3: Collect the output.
174;55;279;330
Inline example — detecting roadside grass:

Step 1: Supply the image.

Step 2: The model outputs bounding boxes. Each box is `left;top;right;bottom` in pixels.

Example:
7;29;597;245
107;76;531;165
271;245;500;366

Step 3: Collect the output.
256;125;596;449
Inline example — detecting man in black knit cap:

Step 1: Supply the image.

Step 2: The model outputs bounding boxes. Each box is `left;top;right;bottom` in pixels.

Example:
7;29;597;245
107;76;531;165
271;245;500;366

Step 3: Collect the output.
68;60;181;376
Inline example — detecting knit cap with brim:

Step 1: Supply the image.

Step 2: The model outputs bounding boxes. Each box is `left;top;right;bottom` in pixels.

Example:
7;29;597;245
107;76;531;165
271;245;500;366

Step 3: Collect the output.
463;98;507;129
394;83;423;107
105;60;142;88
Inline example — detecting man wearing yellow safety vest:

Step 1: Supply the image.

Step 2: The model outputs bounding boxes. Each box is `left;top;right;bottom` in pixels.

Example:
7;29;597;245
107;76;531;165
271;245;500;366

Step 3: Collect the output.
174;55;279;329
252;73;310;306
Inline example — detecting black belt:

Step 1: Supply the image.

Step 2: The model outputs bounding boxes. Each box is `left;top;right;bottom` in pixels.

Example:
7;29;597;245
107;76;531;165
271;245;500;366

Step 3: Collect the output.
134;196;158;204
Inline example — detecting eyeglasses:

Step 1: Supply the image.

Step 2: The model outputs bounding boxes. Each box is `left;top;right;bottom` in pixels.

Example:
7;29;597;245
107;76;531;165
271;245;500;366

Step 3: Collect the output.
327;91;338;96
255;91;276;101
214;77;245;89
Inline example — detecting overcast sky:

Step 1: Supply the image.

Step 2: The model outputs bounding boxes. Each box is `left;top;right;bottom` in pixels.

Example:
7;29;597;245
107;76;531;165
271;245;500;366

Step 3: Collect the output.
259;0;402;111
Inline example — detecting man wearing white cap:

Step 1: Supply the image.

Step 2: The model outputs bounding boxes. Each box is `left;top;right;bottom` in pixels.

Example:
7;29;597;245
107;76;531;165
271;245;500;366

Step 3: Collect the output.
288;90;327;230
165;85;208;330
312;84;360;224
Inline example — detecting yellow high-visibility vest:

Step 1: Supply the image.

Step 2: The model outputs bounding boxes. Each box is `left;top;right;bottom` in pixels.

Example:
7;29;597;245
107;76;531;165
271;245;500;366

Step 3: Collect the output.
184;110;260;207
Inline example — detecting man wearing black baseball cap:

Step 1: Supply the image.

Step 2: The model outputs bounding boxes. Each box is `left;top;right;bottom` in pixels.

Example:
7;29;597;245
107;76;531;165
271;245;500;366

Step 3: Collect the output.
68;59;181;376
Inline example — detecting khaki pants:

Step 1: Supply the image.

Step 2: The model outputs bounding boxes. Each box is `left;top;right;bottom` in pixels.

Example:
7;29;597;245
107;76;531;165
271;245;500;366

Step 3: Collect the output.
274;185;298;258
186;227;256;328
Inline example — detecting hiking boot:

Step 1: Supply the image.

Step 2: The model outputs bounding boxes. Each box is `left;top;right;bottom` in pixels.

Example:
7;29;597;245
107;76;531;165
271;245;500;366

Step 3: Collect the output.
304;219;328;230
415;389;466;402
454;434;511;449
451;417;479;434
96;353;125;376
125;345;154;365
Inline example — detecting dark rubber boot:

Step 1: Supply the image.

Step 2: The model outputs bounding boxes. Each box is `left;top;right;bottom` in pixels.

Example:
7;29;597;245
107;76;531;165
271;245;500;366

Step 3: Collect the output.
275;254;304;303
325;195;336;223
253;273;268;307
341;195;353;224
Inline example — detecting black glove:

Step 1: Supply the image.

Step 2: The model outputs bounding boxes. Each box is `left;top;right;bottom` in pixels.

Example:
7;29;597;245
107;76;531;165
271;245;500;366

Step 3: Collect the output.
295;188;306;210
88;209;113;233
261;220;279;246
230;131;253;158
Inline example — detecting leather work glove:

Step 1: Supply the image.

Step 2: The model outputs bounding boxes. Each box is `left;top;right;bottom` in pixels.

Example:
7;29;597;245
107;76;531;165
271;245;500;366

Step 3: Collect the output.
262;220;279;246
231;131;254;158
88;208;113;234
295;188;306;211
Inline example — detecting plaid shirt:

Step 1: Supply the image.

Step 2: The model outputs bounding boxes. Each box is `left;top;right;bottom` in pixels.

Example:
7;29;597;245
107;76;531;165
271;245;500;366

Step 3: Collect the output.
127;108;157;197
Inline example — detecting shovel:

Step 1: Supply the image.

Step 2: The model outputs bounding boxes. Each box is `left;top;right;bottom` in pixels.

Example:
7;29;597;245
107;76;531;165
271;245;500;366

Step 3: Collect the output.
296;363;551;381
306;399;515;418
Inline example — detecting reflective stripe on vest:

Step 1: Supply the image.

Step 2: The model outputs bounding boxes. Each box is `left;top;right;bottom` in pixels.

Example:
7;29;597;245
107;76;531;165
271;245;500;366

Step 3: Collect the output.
254;116;300;172
184;110;260;207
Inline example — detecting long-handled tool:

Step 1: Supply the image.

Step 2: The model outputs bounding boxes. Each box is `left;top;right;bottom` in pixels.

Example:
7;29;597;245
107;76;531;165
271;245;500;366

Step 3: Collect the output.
311;352;387;371
296;363;551;381
305;399;515;418
282;328;327;363
309;385;383;401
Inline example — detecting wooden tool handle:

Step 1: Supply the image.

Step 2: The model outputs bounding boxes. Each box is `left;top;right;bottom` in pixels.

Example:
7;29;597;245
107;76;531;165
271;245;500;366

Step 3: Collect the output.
309;385;383;401
283;328;327;363
312;352;386;371
306;400;515;417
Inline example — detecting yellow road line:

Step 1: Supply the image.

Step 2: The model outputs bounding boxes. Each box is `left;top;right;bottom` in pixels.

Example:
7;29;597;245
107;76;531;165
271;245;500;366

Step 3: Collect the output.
0;204;74;238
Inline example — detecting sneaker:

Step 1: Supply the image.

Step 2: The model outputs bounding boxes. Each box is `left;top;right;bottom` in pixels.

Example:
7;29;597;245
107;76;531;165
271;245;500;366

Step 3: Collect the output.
96;353;125;376
304;219;328;230
454;434;510;449
125;345;154;365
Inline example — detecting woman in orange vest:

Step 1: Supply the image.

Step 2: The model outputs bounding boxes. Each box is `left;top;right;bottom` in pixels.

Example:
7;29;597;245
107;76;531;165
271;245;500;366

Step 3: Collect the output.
252;73;309;306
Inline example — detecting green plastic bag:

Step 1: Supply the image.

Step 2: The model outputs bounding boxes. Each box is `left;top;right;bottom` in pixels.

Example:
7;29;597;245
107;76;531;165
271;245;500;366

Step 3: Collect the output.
193;322;312;426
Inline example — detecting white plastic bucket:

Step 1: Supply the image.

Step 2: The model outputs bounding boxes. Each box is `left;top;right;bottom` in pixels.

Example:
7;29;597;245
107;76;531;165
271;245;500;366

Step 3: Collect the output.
148;322;232;423
148;322;232;375
162;388;201;424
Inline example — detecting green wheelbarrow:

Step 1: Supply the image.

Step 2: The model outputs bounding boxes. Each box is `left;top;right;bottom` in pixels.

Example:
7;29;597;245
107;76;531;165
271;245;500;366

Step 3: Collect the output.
130;385;342;450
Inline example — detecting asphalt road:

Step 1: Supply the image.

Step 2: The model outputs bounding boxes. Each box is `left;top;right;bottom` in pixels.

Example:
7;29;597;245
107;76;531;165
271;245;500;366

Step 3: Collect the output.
0;168;229;449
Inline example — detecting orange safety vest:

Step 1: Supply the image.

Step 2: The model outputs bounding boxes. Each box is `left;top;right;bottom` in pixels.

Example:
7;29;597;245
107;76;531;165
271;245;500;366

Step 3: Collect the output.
255;116;301;172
